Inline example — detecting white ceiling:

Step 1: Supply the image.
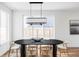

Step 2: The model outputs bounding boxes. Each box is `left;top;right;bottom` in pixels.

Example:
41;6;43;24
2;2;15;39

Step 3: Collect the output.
2;2;79;11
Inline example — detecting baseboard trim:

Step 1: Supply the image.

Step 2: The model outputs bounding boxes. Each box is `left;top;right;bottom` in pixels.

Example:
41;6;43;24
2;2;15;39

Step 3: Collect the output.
68;47;79;49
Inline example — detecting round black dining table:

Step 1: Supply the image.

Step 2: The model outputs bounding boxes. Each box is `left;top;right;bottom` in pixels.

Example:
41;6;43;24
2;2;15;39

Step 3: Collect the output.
15;39;63;57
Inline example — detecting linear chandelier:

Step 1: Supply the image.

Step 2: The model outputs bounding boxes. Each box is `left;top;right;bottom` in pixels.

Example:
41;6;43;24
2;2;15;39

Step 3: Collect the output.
27;2;47;25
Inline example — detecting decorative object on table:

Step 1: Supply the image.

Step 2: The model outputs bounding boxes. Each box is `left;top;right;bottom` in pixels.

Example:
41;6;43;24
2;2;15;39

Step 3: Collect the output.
70;20;79;34
32;38;43;42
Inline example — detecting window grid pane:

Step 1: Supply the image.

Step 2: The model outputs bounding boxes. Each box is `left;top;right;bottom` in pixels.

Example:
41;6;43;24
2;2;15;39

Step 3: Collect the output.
0;10;10;45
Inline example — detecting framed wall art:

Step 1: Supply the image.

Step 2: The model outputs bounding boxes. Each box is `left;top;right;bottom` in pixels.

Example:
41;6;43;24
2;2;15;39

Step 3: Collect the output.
70;20;79;35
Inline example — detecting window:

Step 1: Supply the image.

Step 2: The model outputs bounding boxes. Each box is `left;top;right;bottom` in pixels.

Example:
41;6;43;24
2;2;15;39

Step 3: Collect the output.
23;16;55;39
0;9;10;45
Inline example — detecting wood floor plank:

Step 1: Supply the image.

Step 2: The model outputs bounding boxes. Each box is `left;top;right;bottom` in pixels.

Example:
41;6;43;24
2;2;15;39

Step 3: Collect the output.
1;48;79;57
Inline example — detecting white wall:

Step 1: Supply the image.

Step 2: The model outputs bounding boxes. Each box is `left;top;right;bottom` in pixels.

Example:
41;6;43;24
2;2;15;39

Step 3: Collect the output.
55;10;79;47
0;3;13;56
13;10;79;47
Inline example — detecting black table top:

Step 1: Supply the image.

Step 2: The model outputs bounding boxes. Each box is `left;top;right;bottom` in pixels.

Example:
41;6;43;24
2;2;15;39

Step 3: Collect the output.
15;39;63;45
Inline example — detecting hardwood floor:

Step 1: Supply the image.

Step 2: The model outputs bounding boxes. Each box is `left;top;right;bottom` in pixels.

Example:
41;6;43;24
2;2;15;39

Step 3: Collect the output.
1;48;79;57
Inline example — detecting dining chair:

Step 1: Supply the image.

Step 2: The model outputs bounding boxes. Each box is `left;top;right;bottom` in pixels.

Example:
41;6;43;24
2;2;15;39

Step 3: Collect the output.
8;41;20;57
39;27;53;57
58;41;70;57
26;28;39;57
40;45;53;57
27;45;38;57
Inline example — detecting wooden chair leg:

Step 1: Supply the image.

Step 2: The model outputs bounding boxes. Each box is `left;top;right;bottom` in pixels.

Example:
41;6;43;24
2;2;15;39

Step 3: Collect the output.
11;49;14;53
66;49;69;56
59;49;61;57
60;49;64;57
8;49;11;57
63;49;66;56
40;46;41;56
36;48;38;57
16;49;18;57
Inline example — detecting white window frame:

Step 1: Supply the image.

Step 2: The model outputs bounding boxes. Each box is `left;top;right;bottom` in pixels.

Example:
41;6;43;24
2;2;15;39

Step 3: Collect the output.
0;9;10;45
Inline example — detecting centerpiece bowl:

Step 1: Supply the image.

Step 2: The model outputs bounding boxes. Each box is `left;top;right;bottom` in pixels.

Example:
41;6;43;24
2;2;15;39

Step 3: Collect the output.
32;38;43;42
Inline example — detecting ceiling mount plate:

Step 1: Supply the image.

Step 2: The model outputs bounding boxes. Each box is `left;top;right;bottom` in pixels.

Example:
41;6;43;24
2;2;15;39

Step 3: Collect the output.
29;2;43;4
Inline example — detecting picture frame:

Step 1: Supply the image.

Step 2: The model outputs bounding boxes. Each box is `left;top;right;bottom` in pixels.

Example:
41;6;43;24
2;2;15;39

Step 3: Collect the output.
70;20;79;35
